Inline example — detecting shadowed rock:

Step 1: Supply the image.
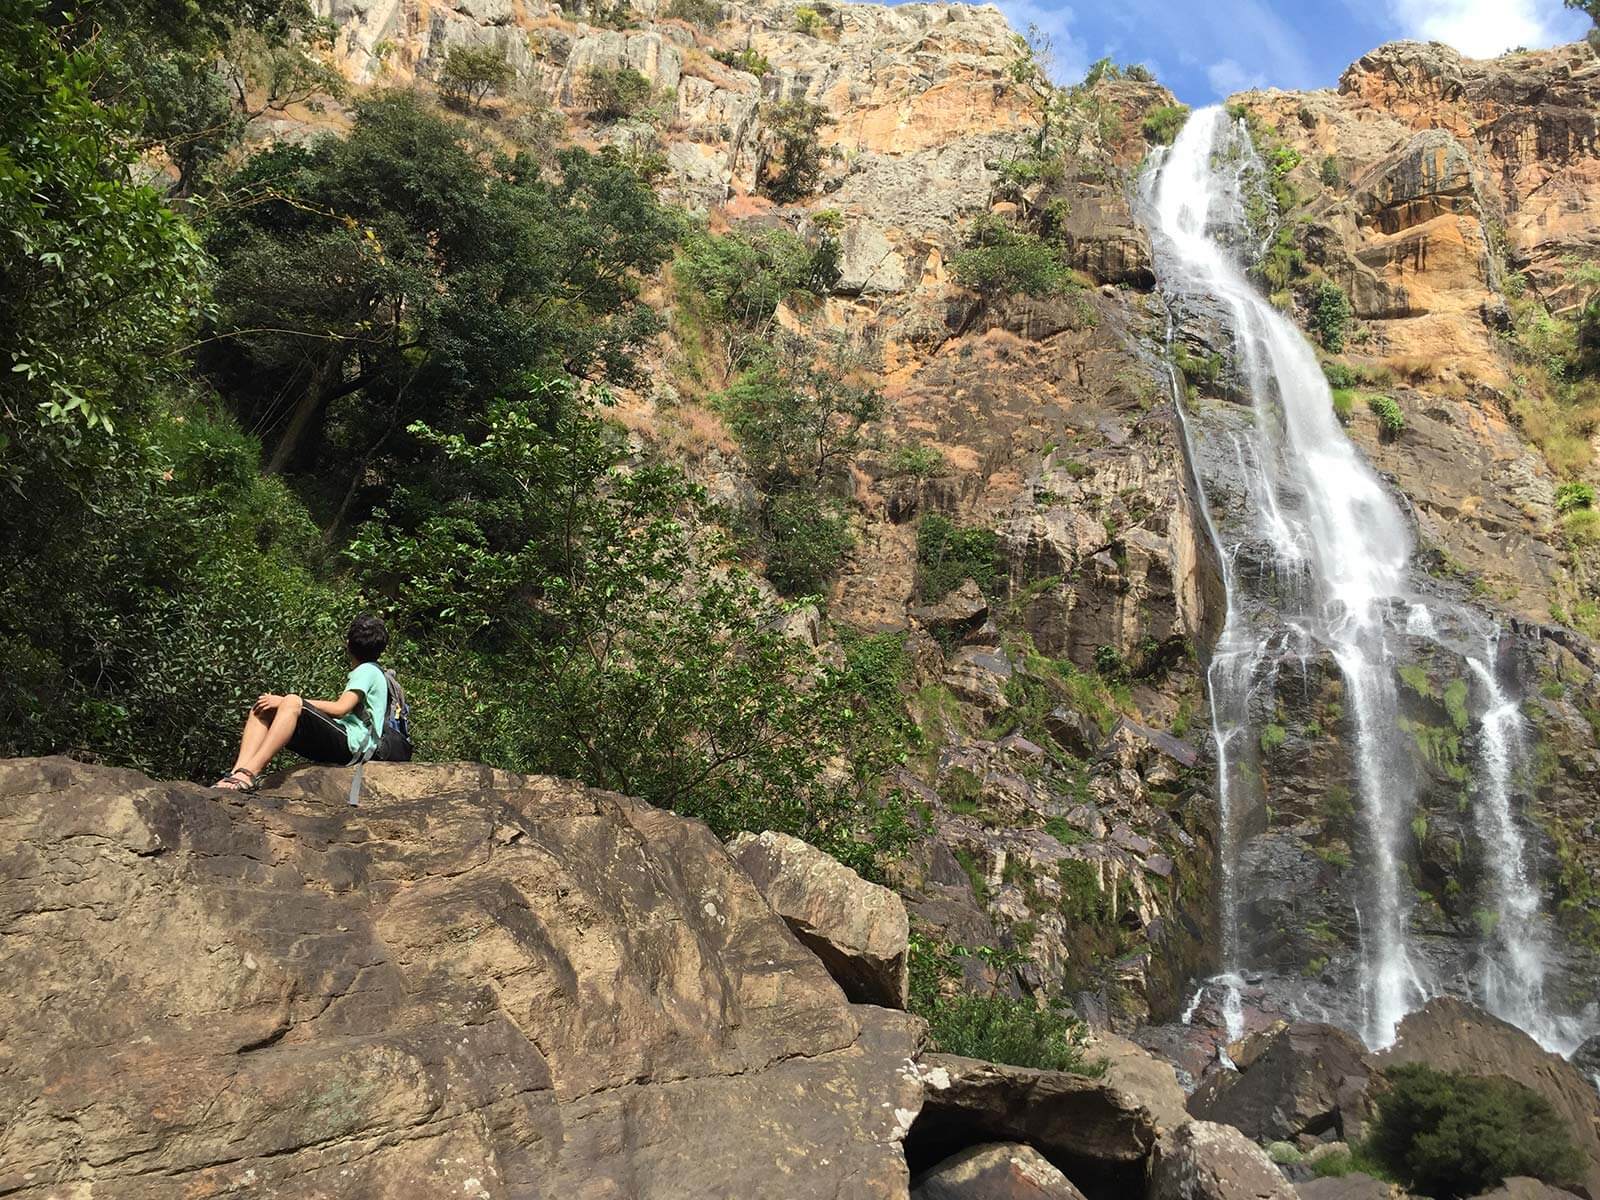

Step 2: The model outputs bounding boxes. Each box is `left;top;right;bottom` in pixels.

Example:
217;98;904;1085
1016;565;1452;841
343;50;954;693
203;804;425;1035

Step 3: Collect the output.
1190;1023;1372;1143
728;828;910;1008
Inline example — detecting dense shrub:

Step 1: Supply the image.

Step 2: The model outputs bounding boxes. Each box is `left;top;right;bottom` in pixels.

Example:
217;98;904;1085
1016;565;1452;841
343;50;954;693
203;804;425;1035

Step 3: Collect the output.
916;515;1002;602
1309;278;1352;352
887;443;946;479
1320;154;1341;187
581;65;651;120
1366;1064;1585;1199
1556;481;1597;512
1141;103;1189;145
712;46;769;75
908;938;1100;1074
764;493;854;597
951;214;1072;298
758;99;830;202
676;224;838;332
438;44;511;110
793;5;823;34
1368;394;1405;438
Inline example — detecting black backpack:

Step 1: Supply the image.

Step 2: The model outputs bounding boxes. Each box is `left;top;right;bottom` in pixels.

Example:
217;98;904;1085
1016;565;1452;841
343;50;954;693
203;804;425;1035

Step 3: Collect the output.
370;668;413;762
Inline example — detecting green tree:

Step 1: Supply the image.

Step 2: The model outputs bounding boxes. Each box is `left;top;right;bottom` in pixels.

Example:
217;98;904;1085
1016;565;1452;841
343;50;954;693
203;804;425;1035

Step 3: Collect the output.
1141;103;1189;145
0;1;208;478
1366;1064;1585;1199
346;379;879;842
758;99;830;202
1309;278;1352;352
952;214;1072;298
581;65;652;120
438;43;513;110
203;93;679;520
720;331;883;490
916;515;1001;601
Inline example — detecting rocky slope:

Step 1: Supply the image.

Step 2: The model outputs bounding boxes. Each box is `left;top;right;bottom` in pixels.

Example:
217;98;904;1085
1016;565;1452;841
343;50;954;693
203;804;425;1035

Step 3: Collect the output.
293;0;1600;1085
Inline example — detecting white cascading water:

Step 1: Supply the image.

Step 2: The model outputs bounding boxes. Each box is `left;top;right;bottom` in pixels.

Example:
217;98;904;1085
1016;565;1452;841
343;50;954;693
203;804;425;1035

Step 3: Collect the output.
1144;106;1584;1052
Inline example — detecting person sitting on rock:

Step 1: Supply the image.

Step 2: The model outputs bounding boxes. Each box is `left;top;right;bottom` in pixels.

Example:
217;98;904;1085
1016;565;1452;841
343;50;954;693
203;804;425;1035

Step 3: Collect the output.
213;615;391;793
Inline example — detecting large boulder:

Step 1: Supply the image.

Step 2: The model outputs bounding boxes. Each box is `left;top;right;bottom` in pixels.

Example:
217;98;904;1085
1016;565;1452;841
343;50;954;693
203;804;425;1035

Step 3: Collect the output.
727;829;911;1008
1190;1023;1373;1143
1146;1120;1298;1200
912;1142;1088;1199
0;758;927;1199
1294;1175;1395;1200
907;1050;1177;1194
1474;1179;1586;1200
1377;999;1600;1200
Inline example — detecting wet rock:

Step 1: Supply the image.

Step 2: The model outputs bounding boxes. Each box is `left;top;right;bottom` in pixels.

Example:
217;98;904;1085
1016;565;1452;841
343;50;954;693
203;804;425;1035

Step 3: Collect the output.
1190;1023;1373;1143
1377;998;1600;1199
0;758;927;1199
1146;1119;1298;1200
912;1142;1088;1199
728;829;910;1008
1572;1034;1600;1081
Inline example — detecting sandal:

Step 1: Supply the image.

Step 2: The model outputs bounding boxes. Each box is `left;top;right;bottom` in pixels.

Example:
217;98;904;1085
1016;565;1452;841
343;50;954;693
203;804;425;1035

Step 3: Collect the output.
213;769;260;793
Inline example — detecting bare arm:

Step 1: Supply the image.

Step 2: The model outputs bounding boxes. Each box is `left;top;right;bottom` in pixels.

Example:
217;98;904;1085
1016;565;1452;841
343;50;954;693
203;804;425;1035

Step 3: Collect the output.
310;690;362;717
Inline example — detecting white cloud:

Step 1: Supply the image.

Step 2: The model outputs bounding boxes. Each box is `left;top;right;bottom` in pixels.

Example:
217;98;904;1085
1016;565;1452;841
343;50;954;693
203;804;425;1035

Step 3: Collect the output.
1207;58;1269;95
1385;0;1587;57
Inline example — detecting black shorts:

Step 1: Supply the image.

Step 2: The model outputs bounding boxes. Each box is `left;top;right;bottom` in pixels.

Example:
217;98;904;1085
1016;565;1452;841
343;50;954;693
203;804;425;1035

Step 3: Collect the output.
286;704;353;764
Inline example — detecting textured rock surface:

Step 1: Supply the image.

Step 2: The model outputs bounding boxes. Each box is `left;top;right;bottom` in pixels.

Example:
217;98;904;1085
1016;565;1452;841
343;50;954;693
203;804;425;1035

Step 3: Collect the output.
1473;1179;1587;1200
1294;1175;1398;1200
1146;1120;1298;1200
906;1051;1177;1192
1376;998;1600;1199
727;828;910;1007
912;1142;1088;1200
1190;1023;1373;1144
0;757;928;1199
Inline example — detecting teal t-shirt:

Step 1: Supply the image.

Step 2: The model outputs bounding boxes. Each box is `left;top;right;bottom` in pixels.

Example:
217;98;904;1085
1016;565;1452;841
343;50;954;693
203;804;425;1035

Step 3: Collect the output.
339;662;388;758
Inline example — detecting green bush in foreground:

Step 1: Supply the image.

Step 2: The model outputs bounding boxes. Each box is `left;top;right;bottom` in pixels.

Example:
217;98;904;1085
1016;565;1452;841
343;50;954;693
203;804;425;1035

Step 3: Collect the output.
1366;1064;1585;1199
908;938;1101;1074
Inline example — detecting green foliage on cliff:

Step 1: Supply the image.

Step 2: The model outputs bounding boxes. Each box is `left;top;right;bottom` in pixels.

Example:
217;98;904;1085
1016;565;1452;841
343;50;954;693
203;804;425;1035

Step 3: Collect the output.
908;937;1100;1074
1140;103;1189;145
439;44;512;110
581;65;652;120
1368;394;1405;438
1366;1064;1585;1199
952;214;1073;298
916;515;1003;602
1309;279;1353;352
758;99;831;202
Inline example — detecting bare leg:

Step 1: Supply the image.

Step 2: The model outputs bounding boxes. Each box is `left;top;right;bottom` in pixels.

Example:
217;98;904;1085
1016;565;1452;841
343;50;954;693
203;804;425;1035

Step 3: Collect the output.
238;694;304;778
232;707;274;773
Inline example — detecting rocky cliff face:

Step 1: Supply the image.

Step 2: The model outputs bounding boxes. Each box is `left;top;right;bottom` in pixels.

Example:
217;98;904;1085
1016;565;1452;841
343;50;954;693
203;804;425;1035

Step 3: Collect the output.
291;0;1600;1077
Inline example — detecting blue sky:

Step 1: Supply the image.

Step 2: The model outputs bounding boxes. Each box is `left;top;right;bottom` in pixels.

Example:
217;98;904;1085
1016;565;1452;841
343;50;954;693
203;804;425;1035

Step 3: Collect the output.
961;0;1592;102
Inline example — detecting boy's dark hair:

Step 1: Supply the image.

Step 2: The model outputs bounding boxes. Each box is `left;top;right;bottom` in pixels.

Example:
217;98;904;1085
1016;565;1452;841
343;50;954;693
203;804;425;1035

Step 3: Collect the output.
346;614;388;663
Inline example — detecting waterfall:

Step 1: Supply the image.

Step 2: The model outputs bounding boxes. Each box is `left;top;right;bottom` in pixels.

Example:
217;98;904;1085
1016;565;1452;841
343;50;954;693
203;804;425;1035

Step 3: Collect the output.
1142;106;1583;1052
